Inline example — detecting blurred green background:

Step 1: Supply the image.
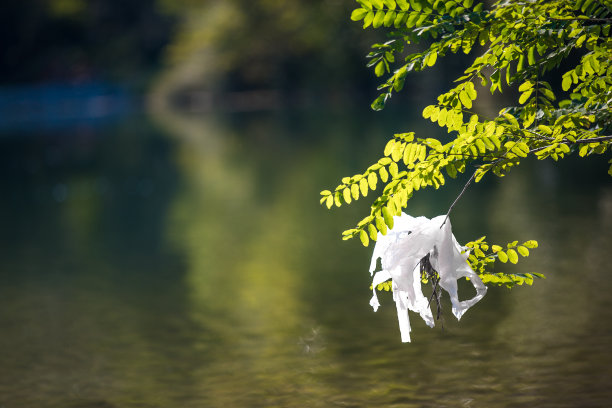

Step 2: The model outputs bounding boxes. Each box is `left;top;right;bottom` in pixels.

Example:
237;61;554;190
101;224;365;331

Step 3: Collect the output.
0;1;611;407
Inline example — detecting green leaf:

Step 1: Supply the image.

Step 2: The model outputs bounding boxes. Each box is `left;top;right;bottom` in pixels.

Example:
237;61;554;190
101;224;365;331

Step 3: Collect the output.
492;245;503;252
475;139;486;154
351;8;369;21
379;166;389;182
507;248;519;264
371;94;387;111
391;141;404;161
384;10;397;27
459;90;472;109
363;10;375;27
518;81;533;92
360;229;370;246
422;105;435;119
368;172;378;190
359;178;369;196
375;60;385;77
371;0;384;9
465;82;477;99
375;215;387;235
517;54;525;72
437;108;448;126
382;207;394;229
383;0;397;9
351;183;360;200
540;88;556;101
519;89;533;104
384;139;395;156
426;52;438;67
517;245;530;257
497;250;508;263
396;0;410;10
373;10;386;27
368;223;378;241
527;46;536;65
343;187;352;204
562;75;572;92
409;0;422;11
325;195;333;209
523;240;538;248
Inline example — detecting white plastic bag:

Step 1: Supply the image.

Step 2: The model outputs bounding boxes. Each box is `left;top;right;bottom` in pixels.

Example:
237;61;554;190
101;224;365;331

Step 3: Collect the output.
369;213;487;342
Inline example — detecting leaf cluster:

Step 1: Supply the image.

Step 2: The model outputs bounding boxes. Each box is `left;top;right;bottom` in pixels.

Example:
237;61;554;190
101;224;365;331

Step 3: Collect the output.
352;0;612;169
465;237;544;288
322;0;612;282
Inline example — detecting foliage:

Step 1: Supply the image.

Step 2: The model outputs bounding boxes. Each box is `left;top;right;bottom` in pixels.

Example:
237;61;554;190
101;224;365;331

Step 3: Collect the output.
322;0;612;286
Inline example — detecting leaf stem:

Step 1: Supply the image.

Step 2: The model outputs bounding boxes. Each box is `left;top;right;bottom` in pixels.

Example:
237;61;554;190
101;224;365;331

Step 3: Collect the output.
441;169;477;228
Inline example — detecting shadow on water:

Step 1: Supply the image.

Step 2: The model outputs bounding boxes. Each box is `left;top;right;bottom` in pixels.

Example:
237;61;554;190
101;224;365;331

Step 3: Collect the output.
0;105;610;407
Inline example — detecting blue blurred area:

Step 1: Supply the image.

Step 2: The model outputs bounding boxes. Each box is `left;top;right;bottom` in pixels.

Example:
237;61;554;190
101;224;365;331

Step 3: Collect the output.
0;82;134;131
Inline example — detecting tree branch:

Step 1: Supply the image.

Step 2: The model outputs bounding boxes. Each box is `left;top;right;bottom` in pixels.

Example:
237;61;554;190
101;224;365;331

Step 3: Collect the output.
572;135;612;144
441;170;477;228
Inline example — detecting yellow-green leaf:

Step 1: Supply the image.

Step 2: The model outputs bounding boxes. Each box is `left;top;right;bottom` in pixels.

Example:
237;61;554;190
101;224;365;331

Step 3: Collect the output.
384;139;395;156
360;229;370;246
562;75;572;92
343;187;352;204
379;166;389;182
383;10;397;27
371;0;384;9
519;89;533;104
459;90;472;109
391;141;404;162
363;10;375;27
351;8;369;21
427;52;438;67
382;207;394;229
507;248;518;264
350;183;359;200
368;172;378;190
373;10;385;27
465;81;477;99
497;250;508;263
396;0;410;9
517;245;530;257
368;223;378;241
375;215;387;235
375;60;385;77
527;46;536;65
325;195;334;209
359;178;369;196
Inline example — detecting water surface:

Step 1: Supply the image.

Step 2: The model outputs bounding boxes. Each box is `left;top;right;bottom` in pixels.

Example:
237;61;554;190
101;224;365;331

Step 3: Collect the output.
0;108;611;407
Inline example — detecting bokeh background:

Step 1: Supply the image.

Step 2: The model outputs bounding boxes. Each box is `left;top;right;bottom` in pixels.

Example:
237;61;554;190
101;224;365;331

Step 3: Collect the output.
1;1;611;407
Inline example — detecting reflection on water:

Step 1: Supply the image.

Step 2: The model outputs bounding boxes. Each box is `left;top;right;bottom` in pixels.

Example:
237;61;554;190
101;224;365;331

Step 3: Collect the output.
0;108;610;407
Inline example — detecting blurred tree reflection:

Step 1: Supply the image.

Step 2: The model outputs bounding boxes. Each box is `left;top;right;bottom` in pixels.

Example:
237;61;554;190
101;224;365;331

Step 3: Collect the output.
152;0;381;108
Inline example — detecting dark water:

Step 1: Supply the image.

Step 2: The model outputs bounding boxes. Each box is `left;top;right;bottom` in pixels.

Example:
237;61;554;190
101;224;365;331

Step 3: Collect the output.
0;107;611;407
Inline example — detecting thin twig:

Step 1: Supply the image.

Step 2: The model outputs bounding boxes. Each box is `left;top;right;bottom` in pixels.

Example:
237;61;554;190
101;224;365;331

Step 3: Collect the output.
437;133;612;228
440;170;477;228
